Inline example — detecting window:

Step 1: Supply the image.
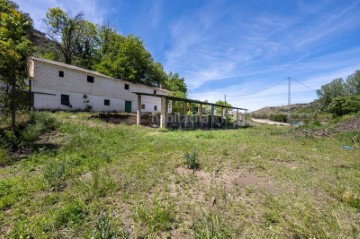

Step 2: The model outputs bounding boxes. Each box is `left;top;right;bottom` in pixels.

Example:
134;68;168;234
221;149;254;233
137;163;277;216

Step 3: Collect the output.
87;75;94;83
141;104;145;109
61;94;70;106
59;71;64;77
104;99;110;106
154;105;157;111
124;84;129;90
154;90;157;95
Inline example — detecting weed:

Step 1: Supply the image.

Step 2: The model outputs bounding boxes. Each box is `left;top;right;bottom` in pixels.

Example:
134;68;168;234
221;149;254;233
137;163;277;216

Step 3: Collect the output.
43;159;68;191
91;211;128;239
193;210;233;239
134;197;175;234
184;151;200;170
54;199;86;228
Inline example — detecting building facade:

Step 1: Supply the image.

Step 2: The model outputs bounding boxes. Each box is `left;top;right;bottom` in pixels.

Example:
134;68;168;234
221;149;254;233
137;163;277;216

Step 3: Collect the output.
27;57;168;112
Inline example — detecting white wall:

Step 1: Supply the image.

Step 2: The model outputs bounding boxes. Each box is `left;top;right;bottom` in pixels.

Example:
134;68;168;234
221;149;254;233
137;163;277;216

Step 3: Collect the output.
31;60;167;112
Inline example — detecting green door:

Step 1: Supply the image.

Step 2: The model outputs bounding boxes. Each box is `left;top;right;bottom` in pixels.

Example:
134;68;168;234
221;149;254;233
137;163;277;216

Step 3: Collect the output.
125;101;132;113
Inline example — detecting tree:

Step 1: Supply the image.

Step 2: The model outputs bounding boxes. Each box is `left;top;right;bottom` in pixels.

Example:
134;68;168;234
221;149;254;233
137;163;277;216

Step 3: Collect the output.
95;34;166;87
44;7;83;64
328;95;360;116
316;78;346;110
74;20;99;69
0;0;33;133
345;70;360;95
215;100;232;116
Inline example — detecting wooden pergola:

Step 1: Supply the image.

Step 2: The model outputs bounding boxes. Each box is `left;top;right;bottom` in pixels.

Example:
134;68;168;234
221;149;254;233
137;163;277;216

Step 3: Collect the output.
133;92;248;128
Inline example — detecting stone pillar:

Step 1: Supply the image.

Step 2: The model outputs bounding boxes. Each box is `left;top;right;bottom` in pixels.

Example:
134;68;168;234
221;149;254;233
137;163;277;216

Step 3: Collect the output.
136;94;141;125
236;109;239;126
160;96;167;128
210;105;214;129
198;104;203;127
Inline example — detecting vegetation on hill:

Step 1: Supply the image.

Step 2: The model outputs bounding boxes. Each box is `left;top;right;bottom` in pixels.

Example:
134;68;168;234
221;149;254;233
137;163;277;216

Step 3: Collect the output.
0;112;359;238
252;70;360;123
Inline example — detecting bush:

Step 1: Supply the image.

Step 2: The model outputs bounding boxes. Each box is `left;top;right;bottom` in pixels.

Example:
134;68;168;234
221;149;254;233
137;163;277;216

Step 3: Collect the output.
184;151;200;170
43;159;68;191
328;95;360;116
54;199;86;228
30;111;59;130
269;113;288;123
0;147;11;166
91;211;127;239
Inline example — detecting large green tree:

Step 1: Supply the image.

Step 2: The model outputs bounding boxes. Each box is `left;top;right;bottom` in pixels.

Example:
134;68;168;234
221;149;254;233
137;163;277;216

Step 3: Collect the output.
44;7;83;64
74;20;99;69
0;0;33;133
316;78;346;109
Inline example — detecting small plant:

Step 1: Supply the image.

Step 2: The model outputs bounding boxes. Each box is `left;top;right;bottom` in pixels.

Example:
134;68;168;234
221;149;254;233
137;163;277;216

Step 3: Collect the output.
43;159;68;191
193;210;232;238
184;151;200;170
134;198;175;235
54;199;86;228
91;211;126;239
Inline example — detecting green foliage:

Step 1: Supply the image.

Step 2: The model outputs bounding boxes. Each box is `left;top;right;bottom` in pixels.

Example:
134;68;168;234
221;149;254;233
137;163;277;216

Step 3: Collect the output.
45;7;84;64
91;211;126;239
193;210;233;239
43;159;69;191
134;198;175;234
0;0;33;132
215;100;232;116
54;199;86;228
0;111;59;148
269;113;288;123
0;147;11;166
327;94;360;116
184;150;200;170
316;70;360;114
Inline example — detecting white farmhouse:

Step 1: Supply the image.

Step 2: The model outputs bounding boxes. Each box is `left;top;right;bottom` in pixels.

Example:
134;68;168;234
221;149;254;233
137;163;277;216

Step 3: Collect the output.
27;57;168;112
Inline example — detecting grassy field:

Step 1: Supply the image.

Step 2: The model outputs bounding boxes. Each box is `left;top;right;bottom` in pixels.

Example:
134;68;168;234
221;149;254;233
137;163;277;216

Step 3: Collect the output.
0;112;359;238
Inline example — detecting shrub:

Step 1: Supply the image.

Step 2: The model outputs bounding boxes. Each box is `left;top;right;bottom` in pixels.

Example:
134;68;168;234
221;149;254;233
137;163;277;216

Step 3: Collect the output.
43;159;68;191
30;111;59;130
184;151;200;170
54;199;86;228
0;147;11;166
328;95;360;116
269;113;288;123
91;211;128;239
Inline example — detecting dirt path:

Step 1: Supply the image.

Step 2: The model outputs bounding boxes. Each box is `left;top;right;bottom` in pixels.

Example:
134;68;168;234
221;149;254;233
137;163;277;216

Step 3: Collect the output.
251;118;289;126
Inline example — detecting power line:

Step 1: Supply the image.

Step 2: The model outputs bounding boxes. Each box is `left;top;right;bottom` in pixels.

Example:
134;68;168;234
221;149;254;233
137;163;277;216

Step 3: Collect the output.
237;78;287;96
292;78;317;92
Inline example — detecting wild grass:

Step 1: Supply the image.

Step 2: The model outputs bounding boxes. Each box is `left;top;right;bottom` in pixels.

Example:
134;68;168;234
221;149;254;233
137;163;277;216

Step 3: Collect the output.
0;111;359;238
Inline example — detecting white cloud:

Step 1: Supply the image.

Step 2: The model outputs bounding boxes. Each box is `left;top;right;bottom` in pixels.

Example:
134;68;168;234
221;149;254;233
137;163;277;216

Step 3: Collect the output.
16;0;108;31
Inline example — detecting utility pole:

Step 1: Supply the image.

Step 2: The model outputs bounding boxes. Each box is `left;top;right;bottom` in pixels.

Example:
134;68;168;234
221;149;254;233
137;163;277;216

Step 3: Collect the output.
287;77;291;124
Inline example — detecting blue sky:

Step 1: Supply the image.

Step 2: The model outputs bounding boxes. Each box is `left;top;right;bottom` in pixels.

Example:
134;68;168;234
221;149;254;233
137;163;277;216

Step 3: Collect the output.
16;0;360;111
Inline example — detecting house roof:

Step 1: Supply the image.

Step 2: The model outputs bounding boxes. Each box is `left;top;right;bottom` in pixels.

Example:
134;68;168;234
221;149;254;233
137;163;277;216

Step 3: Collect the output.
29;56;169;92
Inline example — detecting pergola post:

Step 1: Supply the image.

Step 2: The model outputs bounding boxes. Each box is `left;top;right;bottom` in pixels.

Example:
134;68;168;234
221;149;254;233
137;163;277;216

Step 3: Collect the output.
221;107;225;125
160;96;167;128
236;109;239;127
210;105;214;129
136;94;141;125
198;104;203;127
